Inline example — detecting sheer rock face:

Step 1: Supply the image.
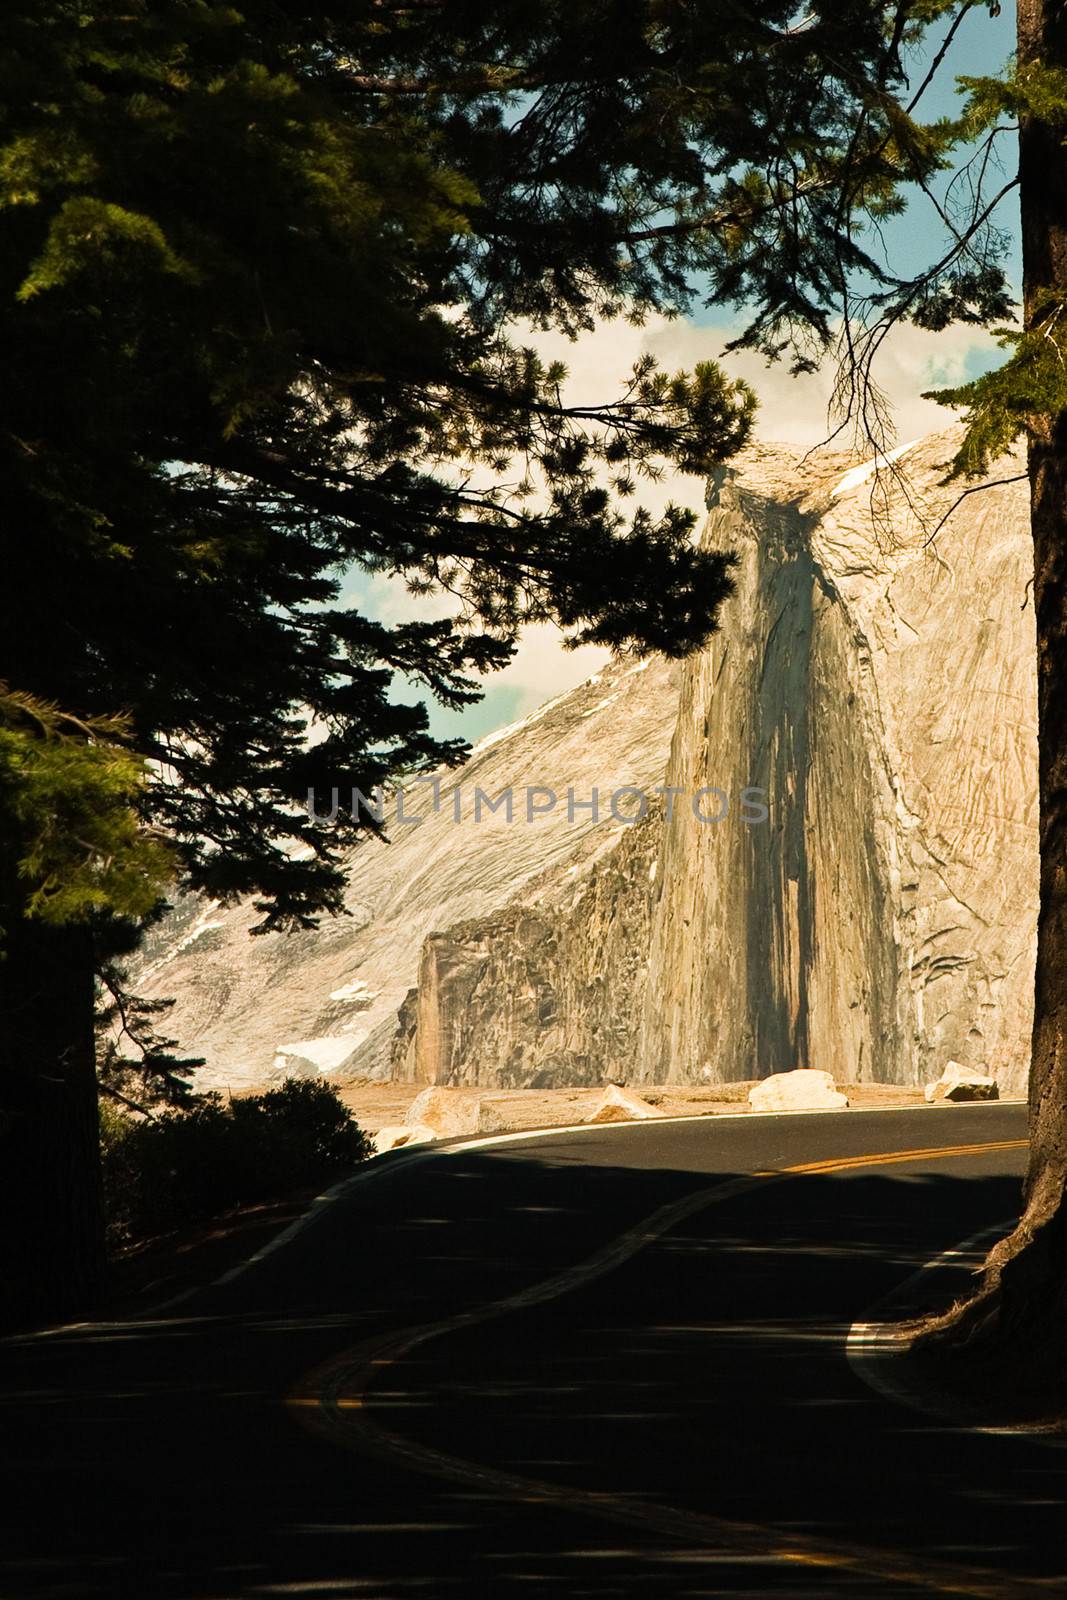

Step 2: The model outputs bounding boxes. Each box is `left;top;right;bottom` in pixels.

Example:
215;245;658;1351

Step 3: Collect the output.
136;430;1038;1095
639;433;1037;1094
389;811;661;1088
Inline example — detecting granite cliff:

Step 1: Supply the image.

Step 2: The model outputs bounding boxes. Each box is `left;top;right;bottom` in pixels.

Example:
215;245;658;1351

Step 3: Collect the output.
135;429;1038;1095
638;433;1037;1095
390;809;662;1087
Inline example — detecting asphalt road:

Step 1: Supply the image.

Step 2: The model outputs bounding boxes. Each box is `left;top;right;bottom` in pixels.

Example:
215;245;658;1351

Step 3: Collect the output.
2;1101;1063;1600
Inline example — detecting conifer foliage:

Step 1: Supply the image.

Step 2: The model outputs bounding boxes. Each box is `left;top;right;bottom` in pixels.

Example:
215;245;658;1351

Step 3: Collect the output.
0;0;989;1322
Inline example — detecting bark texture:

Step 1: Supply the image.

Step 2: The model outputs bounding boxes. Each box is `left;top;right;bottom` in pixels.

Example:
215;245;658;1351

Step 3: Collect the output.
922;0;1067;1373
0;910;103;1328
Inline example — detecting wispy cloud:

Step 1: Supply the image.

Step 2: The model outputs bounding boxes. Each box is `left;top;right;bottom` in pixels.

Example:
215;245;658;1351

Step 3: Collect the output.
339;314;1003;737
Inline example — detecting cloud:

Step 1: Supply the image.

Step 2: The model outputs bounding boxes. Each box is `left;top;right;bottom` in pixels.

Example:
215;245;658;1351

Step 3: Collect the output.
526;311;1001;517
675;317;1000;449
468;316;1003;723
342;313;1003;738
340;568;611;734
488;625;610;717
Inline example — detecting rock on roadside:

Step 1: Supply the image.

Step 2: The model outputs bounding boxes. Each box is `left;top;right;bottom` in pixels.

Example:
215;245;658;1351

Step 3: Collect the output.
924;1062;1000;1104
584;1083;660;1124
373;1123;437;1154
748;1069;849;1113
403;1085;509;1138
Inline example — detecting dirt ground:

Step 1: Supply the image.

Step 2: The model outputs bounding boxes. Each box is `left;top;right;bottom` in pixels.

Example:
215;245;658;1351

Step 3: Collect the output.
335;1077;929;1136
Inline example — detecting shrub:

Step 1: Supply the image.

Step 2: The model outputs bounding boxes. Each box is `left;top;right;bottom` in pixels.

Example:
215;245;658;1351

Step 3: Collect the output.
101;1078;372;1247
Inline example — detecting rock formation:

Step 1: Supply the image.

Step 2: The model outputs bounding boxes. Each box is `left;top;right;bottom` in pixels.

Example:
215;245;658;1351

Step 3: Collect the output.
639;432;1036;1096
135;429;1038;1097
924;1062;1000;1103
389;808;662;1087
748;1069;849;1113
584;1083;660;1122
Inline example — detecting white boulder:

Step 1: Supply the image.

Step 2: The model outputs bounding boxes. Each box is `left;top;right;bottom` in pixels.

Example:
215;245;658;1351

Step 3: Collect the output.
747;1069;849;1113
585;1083;660;1123
924;1062;999;1103
405;1085;480;1136
403;1085;509;1138
373;1123;436;1154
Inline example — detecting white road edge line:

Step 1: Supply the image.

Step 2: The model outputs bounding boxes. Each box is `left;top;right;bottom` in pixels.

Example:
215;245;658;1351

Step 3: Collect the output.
15;1102;1026;1339
846;1218;1067;1446
171;1100;1026;1305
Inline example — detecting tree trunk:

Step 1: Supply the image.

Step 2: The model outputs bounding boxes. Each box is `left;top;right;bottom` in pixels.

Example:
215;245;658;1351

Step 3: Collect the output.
905;2;1067;1404
928;0;1067;1359
0;908;104;1330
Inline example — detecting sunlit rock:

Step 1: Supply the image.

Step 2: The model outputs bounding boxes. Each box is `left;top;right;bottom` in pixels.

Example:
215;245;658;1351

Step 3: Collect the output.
747;1069;849;1112
135;429;1037;1099
924;1062;1000;1103
130;652;680;1090
641;432;1036;1098
584;1083;660;1123
372;1123;436;1154
403;1085;511;1138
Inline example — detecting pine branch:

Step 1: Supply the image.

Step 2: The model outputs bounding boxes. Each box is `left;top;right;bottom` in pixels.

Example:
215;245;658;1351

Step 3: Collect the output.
922;472;1028;547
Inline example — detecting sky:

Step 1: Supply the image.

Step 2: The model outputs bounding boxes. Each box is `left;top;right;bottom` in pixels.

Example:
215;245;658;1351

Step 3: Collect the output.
344;2;1021;748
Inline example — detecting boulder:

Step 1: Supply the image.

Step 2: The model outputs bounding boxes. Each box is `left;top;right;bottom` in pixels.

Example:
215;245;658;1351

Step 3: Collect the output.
404;1085;480;1136
373;1123;436;1154
585;1083;660;1123
469;1096;513;1134
924;1062;999;1104
748;1069;849;1113
403;1084;510;1137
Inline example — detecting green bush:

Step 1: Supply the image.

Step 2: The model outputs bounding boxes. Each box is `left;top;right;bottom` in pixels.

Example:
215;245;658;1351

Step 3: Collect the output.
101;1078;372;1247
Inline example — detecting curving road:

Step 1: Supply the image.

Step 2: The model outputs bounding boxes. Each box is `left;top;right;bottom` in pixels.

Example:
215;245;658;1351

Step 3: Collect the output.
3;1101;1065;1599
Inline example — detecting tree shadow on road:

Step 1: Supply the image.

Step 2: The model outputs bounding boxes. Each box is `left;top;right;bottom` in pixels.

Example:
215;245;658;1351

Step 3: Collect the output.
1;1143;1060;1599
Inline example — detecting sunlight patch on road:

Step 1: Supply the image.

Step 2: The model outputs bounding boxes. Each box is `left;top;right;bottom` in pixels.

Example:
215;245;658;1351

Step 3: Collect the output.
289;1134;1043;1597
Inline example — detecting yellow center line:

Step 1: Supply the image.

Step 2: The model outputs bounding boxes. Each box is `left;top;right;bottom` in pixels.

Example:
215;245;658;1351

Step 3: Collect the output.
785;1138;1028;1175
289;1131;1039;1597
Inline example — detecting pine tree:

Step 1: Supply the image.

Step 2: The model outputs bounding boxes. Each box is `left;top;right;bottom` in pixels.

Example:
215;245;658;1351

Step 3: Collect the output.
1004;0;1067;1378
0;0;977;1325
883;9;1067;1390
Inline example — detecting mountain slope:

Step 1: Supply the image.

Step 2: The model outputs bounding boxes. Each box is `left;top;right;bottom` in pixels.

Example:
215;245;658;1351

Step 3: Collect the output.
136;429;1038;1096
133;653;681;1088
